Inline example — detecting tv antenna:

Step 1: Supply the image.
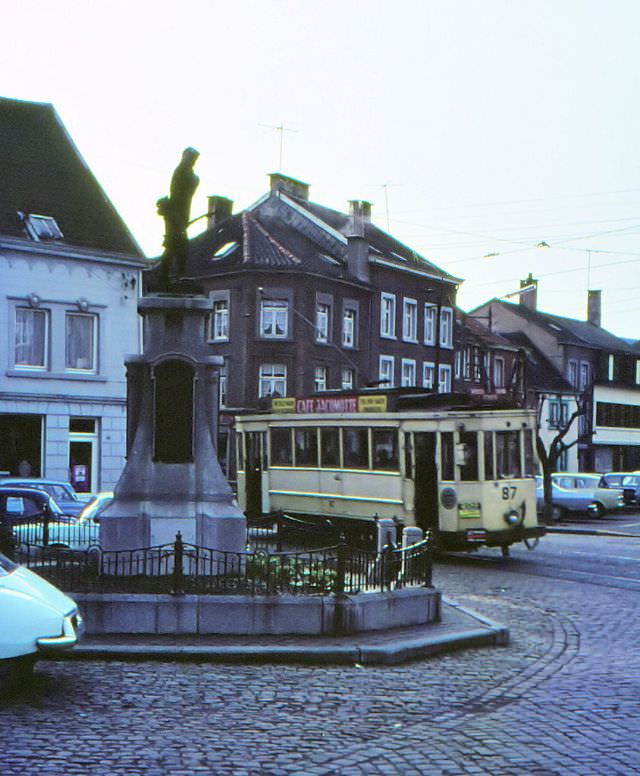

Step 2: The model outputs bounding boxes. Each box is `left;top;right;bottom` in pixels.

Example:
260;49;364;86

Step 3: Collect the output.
259;122;298;171
366;182;401;232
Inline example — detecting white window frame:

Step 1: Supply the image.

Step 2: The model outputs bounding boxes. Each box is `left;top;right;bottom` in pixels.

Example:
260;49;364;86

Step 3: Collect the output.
423;361;435;390
258;363;287;398
579;361;590;390
14;307;49;369
342;307;357;348
402;298;418;342
494;356;505;389
424;303;436;345
438;363;452;394
608;354;615;381
636;359;640;386
314;365;328;392
379;355;395;388
210;297;230;342
260;298;288;338
341;367;354;390
401;358;417;387
439;307;453;348
380;293;396;339
218;367;227;409
567;359;578;388
65;312;98;372
315;302;331;343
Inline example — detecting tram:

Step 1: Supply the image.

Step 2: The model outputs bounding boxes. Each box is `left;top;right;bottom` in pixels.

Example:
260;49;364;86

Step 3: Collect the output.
235;391;545;552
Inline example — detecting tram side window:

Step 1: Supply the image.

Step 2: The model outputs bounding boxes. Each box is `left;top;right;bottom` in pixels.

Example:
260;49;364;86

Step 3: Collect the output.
320;427;340;468
271;428;293;466
484;431;495;480
440;432;454;480
459;431;479;481
372;428;398;471
295;428;318;467
496;430;522;478
523;429;536;475
343;427;369;469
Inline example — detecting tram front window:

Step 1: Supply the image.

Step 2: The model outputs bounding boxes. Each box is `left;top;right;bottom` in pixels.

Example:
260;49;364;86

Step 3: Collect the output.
496;430;522;478
372;428;398;471
523;429;536;475
295;428;318;467
271;428;292;466
484;431;495;480
320;427;340;467
344;427;369;469
441;432;454;480
459;431;479;481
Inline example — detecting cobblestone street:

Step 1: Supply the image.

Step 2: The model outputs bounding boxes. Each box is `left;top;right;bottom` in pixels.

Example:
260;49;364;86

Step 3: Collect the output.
2;539;640;775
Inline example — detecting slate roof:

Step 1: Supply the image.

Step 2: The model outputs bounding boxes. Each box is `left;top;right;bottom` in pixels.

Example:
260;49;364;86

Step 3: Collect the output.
456;310;519;351
501;331;575;393
489;299;634;354
299;197;460;283
0;96;142;256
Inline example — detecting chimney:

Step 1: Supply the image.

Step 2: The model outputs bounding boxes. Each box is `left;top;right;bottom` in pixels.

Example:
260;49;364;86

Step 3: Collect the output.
269;173;310;201
587;289;601;327
519;273;538;311
207;196;233;229
346;200;372;283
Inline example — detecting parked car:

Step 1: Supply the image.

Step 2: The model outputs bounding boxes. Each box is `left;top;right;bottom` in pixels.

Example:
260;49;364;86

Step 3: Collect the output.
536;476;602;520
0;478;88;516
551;473;625;516
0;551;83;688
11;508;102;551
598;473;640;506
0;486;70;555
78;491;114;522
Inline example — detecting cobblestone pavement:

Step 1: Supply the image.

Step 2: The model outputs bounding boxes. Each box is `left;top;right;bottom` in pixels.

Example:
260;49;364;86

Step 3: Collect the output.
2;548;640;775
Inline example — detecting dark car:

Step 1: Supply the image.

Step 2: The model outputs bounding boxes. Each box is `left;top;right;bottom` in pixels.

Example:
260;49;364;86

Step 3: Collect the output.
599;473;640;506
0;478;87;516
0;487;66;555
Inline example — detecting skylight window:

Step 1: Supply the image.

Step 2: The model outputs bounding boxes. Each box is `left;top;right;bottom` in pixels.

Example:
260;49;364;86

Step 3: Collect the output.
212;241;237;259
20;213;63;241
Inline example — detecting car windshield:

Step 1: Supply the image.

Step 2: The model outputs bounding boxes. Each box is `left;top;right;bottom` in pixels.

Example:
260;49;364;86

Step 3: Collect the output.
0;553;18;576
622;476;640;486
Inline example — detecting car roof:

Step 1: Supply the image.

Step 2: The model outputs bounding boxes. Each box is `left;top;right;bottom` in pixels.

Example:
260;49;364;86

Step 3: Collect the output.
0;477;73;487
0;486;51;499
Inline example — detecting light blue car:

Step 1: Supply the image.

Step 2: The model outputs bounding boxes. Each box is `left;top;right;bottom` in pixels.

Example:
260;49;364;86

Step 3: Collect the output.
535;476;599;520
12;511;100;550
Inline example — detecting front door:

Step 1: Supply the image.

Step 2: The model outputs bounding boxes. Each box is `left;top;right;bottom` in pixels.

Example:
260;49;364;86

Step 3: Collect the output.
413;432;439;533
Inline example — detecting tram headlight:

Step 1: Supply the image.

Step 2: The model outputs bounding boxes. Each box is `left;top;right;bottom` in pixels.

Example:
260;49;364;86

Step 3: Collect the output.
504;509;522;526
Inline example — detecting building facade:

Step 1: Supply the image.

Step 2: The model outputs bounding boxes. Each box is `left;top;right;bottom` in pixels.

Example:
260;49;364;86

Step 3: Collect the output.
0;97;146;492
473;281;640;472
146;173;461;470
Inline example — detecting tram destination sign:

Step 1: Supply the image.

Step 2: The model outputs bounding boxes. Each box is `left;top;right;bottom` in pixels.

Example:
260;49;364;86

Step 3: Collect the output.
271;395;388;414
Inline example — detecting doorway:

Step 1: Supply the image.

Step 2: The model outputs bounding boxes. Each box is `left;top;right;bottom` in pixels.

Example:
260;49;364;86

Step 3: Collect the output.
413;432;439;533
244;432;264;517
68;417;98;493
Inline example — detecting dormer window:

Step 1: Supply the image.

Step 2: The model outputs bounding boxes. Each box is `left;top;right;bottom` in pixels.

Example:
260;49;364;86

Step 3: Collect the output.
19;213;63;241
212;241;237;259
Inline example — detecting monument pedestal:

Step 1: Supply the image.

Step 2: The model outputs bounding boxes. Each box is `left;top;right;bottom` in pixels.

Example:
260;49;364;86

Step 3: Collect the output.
100;295;246;556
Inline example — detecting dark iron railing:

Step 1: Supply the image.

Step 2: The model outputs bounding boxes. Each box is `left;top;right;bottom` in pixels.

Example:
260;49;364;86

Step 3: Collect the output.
12;533;432;597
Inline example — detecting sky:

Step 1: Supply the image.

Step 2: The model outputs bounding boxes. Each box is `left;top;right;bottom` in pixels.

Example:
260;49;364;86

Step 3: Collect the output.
2;0;640;338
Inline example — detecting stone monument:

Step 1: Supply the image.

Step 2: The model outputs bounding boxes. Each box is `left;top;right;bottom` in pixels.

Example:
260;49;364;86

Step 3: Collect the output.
99;150;246;555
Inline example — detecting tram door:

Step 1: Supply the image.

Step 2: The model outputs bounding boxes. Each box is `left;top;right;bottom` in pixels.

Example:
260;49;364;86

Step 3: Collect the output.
244;432;264;517
413;432;439;533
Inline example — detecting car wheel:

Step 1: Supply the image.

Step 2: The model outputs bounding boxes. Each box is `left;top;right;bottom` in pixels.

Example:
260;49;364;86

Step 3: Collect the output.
551;505;566;522
0;655;36;691
592;502;605;519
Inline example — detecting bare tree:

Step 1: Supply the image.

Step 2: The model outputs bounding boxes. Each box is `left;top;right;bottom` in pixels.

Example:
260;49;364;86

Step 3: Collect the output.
535;392;591;524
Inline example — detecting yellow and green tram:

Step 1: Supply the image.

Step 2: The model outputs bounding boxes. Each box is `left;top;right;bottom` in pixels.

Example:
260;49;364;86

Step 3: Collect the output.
235;393;544;552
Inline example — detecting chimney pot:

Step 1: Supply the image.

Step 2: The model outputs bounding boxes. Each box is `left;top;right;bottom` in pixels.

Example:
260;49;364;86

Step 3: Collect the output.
207;196;233;229
269;173;310;201
587;289;602;327
519;273;538;311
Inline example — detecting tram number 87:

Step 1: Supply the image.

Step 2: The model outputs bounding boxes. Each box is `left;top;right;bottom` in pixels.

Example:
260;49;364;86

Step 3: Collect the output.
502;486;517;500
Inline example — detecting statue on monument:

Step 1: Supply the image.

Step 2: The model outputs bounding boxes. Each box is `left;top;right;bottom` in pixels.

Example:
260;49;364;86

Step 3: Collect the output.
157;147;200;289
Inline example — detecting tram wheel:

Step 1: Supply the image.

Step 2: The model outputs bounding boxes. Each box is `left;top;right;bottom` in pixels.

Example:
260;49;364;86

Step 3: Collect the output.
500;545;510;558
